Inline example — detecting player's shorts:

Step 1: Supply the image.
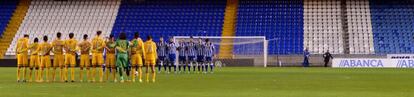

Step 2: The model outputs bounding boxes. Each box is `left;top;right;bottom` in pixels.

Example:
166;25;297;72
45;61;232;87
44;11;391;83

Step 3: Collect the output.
130;54;143;67
17;54;28;67
168;54;176;62
65;54;76;67
205;57;213;62
188;56;196;62
29;55;39;68
53;54;64;67
158;56;166;62
92;53;104;66
145;59;156;66
179;56;186;62
106;53;116;68
40;56;51;68
80;54;90;68
197;55;205;62
116;54;128;68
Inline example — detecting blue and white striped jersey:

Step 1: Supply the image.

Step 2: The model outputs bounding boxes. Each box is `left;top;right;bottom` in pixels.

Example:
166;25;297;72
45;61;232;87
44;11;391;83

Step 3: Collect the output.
204;42;215;57
196;42;205;56
178;42;187;57
157;41;167;57
187;41;196;57
167;42;177;55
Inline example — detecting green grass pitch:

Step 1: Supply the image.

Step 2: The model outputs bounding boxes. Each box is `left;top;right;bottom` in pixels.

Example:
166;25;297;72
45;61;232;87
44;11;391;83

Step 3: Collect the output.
0;67;413;97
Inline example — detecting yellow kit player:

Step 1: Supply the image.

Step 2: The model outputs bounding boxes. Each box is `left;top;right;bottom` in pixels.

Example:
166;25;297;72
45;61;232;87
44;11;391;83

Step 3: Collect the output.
105;35;117;82
91;31;105;82
16;34;29;82
29;38;40;82
130;32;145;82
78;34;91;82
144;35;157;83
52;32;65;82
65;33;78;82
39;36;52;82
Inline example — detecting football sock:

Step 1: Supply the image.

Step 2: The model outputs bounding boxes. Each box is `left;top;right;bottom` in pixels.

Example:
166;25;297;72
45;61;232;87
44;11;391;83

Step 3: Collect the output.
71;67;75;81
138;67;142;81
22;67;27;81
131;67;136;81
17;67;20;81
152;72;156;82
210;63;214;72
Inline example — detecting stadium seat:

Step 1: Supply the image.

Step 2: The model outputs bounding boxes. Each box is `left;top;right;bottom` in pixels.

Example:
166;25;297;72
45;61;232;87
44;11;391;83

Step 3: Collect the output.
6;0;121;55
236;0;304;55
111;0;226;41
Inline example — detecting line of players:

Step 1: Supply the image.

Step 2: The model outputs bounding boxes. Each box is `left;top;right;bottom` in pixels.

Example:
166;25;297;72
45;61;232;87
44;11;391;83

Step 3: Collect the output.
15;31;215;83
157;36;216;74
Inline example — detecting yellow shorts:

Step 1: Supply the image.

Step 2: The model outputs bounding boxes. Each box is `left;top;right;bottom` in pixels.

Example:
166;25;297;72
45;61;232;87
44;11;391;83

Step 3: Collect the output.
29;55;39;68
17;54;28;67
106;53;116;68
145;59;156;66
80;54;90;68
131;54;143;66
53;54;64;67
65;54;76;67
92;53;104;66
40;56;51;68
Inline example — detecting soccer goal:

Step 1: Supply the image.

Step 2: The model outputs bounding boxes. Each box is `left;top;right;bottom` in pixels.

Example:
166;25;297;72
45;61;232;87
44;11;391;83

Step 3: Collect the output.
173;36;268;67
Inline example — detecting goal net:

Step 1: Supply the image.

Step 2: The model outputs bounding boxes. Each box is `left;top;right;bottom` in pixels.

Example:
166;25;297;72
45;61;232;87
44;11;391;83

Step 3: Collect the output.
173;36;268;67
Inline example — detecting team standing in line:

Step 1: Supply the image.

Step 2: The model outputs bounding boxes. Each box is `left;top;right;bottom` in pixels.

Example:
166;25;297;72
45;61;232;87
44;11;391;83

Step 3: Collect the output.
15;31;215;83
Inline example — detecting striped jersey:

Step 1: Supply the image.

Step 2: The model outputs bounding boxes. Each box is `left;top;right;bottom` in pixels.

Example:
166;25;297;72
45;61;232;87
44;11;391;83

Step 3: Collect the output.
167;42;177;55
186;41;196;57
157;41;167;57
196;42;205;56
204;42;215;57
178;42;187;57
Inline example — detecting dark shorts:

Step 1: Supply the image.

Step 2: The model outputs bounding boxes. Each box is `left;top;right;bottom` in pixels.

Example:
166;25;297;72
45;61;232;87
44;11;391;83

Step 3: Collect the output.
179;56;186;62
158;56;166;61
205;57;213;62
197;55;205;62
168;54;176;62
188;56;196;61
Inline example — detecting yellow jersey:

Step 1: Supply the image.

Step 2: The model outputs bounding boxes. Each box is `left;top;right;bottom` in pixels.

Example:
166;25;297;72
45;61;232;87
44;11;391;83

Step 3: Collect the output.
29;43;39;55
106;40;116;54
38;42;52;56
65;39;78;55
144;40;157;60
130;38;145;56
52;39;65;54
16;38;29;54
91;36;105;53
78;40;91;55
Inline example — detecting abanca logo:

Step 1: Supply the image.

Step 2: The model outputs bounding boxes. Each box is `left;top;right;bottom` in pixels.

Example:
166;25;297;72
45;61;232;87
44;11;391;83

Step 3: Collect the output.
339;59;384;67
396;60;414;68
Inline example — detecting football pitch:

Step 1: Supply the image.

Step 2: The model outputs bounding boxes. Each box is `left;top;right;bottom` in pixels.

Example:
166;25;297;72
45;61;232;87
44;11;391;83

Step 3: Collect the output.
0;67;413;97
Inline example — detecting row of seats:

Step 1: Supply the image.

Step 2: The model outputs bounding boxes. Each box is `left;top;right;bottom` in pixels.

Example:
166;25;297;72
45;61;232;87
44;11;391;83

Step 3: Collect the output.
6;0;120;55
346;0;375;54
111;0;226;40
304;0;343;54
0;1;17;36
370;0;414;54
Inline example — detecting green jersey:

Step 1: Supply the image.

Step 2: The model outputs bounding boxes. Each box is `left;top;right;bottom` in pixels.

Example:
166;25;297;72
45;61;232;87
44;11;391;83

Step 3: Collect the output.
115;40;129;54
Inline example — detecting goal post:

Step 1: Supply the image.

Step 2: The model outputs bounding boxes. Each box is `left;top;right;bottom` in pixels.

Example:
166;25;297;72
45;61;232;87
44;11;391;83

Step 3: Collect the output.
173;36;268;67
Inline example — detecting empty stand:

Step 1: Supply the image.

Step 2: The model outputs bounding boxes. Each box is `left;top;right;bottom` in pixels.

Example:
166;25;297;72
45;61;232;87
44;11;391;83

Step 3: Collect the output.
111;0;226;41
0;1;17;36
370;0;414;54
346;0;374;54
6;0;121;55
236;0;304;55
304;0;343;54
